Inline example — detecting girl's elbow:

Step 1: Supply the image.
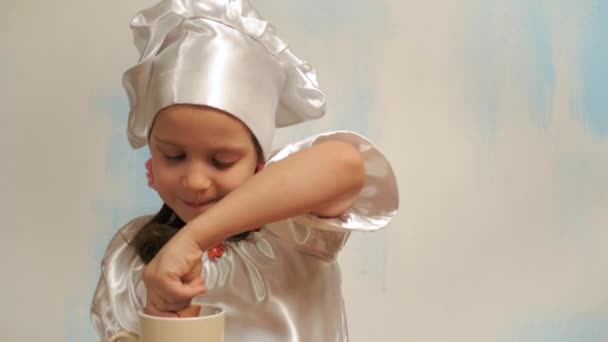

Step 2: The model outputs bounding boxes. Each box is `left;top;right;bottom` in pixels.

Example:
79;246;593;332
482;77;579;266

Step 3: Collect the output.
345;148;365;191
310;142;365;217
323;141;366;190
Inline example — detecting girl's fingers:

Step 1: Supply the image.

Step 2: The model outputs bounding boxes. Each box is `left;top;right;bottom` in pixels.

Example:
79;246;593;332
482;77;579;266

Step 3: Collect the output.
149;288;192;313
164;276;206;301
181;260;202;283
184;276;206;293
144;272;205;312
144;298;178;318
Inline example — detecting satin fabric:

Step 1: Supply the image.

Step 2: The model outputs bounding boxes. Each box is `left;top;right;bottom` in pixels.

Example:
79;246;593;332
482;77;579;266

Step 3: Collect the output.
91;131;399;341
123;0;326;158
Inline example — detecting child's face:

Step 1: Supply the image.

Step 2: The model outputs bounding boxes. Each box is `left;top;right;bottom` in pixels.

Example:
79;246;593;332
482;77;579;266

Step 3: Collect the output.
148;104;259;222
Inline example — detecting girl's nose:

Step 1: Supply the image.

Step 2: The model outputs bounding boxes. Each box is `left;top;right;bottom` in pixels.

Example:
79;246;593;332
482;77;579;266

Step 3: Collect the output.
182;163;212;191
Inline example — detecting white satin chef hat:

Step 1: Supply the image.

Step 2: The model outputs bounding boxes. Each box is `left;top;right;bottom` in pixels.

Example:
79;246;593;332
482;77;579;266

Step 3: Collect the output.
123;0;326;158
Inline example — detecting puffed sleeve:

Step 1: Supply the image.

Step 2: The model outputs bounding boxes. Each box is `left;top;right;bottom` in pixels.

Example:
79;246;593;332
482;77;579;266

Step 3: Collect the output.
265;131;399;260
90;216;150;341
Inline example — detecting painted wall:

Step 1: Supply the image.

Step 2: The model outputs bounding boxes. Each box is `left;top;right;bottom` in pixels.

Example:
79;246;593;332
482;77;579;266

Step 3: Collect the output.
1;0;606;341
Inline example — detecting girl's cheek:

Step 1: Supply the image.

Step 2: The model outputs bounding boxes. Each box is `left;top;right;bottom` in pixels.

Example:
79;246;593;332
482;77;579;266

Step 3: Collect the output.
229;171;255;190
214;175;241;193
155;171;177;190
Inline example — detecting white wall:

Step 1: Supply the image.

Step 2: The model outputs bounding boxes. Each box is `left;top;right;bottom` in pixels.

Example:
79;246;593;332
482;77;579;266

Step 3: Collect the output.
1;0;607;341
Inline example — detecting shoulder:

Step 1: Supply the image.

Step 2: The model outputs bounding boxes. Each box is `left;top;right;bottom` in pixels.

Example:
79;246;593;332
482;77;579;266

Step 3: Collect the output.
92;216;151;338
100;215;153;267
117;215;154;243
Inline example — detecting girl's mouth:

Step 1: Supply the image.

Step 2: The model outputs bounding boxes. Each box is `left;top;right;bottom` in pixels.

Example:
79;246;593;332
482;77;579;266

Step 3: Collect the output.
183;199;216;209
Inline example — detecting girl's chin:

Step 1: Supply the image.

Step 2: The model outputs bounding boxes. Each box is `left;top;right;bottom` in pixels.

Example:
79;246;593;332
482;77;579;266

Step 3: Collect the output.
178;202;216;220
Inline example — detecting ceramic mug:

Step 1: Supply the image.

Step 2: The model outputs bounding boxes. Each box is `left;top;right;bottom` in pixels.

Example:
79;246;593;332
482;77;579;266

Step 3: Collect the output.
108;304;224;342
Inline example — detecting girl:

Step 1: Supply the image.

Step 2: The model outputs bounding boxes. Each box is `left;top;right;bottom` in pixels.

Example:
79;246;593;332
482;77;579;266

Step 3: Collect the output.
91;0;399;341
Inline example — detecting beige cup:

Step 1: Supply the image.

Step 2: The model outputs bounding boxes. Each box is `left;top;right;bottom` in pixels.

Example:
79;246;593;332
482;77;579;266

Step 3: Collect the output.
109;304;224;342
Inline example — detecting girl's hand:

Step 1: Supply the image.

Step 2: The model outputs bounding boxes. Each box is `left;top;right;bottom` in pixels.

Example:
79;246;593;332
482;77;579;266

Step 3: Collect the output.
141;229;206;317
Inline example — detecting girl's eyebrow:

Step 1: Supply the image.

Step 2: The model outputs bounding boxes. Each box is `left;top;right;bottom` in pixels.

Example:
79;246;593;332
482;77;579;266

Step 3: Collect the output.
153;136;249;151
153;136;180;147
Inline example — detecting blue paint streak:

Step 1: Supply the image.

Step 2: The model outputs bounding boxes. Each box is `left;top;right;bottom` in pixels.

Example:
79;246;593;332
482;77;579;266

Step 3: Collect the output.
525;1;555;129
463;0;555;138
504;314;608;342
580;1;608;137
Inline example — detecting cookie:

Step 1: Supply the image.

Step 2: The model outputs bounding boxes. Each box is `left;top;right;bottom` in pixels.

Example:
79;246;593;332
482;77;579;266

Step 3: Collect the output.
177;305;201;318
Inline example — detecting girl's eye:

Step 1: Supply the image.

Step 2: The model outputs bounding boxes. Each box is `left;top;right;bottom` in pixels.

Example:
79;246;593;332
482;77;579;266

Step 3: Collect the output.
212;158;235;169
164;154;185;161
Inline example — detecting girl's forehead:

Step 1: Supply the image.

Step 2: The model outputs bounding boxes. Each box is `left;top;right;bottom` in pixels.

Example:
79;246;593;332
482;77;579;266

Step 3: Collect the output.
151;105;254;148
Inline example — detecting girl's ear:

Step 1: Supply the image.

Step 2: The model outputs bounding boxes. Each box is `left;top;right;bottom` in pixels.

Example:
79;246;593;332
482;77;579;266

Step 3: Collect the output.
255;161;265;173
145;158;156;188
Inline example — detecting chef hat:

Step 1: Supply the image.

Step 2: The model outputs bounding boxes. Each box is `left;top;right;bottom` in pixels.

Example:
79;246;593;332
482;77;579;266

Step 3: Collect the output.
123;0;327;158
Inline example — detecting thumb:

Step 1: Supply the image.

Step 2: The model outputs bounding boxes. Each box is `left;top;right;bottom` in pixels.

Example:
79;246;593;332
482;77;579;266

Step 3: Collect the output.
167;276;206;300
181;276;206;298
182;258;202;283
185;276;206;295
181;262;205;296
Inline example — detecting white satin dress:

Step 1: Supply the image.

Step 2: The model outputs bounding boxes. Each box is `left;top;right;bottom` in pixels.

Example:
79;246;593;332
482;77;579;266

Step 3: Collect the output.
91;131;399;342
